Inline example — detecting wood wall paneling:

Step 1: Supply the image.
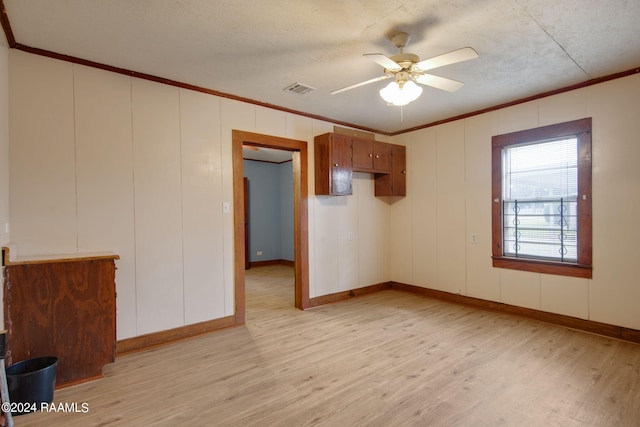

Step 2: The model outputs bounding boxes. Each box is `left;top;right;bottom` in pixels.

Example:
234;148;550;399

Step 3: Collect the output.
435;122;467;294
312;198;341;297
585;75;640;329
180;89;225;324
73;65;137;340
338;177;359;291
9;51;77;255
463;113;501;302
408;132;437;288
221;99;256;317
132;79;184;335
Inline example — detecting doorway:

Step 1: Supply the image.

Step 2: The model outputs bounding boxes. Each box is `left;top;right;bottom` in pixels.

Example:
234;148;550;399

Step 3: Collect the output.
232;130;310;325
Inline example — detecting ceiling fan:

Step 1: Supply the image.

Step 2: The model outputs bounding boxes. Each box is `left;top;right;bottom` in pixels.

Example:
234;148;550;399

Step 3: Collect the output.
331;32;478;106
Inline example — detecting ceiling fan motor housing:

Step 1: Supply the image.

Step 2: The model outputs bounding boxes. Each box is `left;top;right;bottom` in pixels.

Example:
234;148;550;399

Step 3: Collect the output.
390;53;420;69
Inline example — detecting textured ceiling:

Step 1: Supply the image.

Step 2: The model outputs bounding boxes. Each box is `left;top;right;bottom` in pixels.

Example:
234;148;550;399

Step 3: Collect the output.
3;0;640;134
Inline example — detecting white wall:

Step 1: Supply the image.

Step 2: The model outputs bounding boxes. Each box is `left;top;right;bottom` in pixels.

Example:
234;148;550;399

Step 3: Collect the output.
13;48;637;338
7;50;391;339
391;73;640;330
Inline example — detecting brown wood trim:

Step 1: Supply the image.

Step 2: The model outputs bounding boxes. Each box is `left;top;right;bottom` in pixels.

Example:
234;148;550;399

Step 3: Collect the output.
2;246;119;266
0;0;16;48
249;259;294;268
307;282;392;308
2;15;636;138
56;374;105;390
117;277;640;358
492;117;592;147
9;43;382;136
390;282;640;345
293;148;310;309
243;158;293;165
250;260;282;267
490;118;592;278
116;315;237;356
492;257;592;278
391;67;640;136
232;130;310;321
232;135;246;324
621;328;640;344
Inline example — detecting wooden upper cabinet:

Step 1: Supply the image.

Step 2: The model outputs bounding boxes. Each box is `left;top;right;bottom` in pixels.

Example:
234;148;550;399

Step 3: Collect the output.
373;141;392;173
352;138;392;173
375;144;406;197
314;133;353;196
315;132;406;197
352;137;374;171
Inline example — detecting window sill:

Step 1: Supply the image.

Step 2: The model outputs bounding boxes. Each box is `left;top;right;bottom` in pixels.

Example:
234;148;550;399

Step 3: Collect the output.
492;256;592;278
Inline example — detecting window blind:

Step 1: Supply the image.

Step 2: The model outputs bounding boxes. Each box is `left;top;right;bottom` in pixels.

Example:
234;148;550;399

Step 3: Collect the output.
501;137;578;261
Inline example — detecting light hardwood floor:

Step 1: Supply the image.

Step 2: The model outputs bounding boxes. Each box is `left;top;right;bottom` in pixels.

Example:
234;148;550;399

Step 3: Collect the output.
18;265;640;426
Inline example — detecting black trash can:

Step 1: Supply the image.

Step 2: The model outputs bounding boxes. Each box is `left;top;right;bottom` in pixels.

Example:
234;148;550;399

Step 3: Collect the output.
5;356;58;415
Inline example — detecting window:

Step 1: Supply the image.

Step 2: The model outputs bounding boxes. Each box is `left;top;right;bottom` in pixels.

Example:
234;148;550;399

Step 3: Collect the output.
492;118;592;278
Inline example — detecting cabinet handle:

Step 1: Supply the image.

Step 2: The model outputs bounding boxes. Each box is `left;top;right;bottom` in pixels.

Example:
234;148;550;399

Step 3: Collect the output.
402;170;406;174
369;154;373;157
375;155;380;158
334;163;339;167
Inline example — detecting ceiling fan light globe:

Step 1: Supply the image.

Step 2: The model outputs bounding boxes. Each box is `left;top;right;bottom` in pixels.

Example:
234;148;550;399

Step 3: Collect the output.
379;81;399;103
379;80;422;106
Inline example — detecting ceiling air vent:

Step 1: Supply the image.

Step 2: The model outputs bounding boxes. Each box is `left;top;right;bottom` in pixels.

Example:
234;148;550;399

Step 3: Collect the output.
283;82;315;95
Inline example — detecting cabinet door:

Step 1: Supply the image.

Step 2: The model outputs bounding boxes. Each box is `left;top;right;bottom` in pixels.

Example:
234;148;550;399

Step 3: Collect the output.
373;141;392;173
352;137;374;172
375;143;406;196
391;144;406;196
330;133;353;195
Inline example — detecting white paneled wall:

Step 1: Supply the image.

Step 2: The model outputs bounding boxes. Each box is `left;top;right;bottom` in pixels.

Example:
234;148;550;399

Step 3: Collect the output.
435;122;466;294
7;50;392;340
179;89;225;324
391;72;640;331
132;79;184;334
9;54;77;255
12;47;639;338
587;77;640;328
74;66;137;338
464;113;500;302
313;196;342;297
356;174;390;287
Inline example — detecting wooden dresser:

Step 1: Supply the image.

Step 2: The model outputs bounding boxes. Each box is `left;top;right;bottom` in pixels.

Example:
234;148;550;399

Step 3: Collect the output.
2;247;118;387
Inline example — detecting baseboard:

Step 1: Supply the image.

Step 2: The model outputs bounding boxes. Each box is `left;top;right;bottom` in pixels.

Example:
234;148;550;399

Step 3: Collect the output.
390;281;640;345
249;259;294;268
116;280;640;356
307;282;391;308
116;315;238;356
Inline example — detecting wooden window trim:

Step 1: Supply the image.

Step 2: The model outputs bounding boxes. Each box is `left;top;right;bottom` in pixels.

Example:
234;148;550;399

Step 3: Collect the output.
491;118;592;278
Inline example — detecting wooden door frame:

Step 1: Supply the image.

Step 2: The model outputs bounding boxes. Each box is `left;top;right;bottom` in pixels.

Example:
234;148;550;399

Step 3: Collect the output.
232;130;310;324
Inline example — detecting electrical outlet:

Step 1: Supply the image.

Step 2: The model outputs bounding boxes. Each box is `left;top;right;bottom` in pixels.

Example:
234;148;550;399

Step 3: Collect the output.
470;233;478;245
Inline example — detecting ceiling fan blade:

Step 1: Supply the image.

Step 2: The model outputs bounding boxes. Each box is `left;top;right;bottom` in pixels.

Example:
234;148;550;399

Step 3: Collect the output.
363;53;402;71
415;47;478;71
330;75;391;95
415;74;465;92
